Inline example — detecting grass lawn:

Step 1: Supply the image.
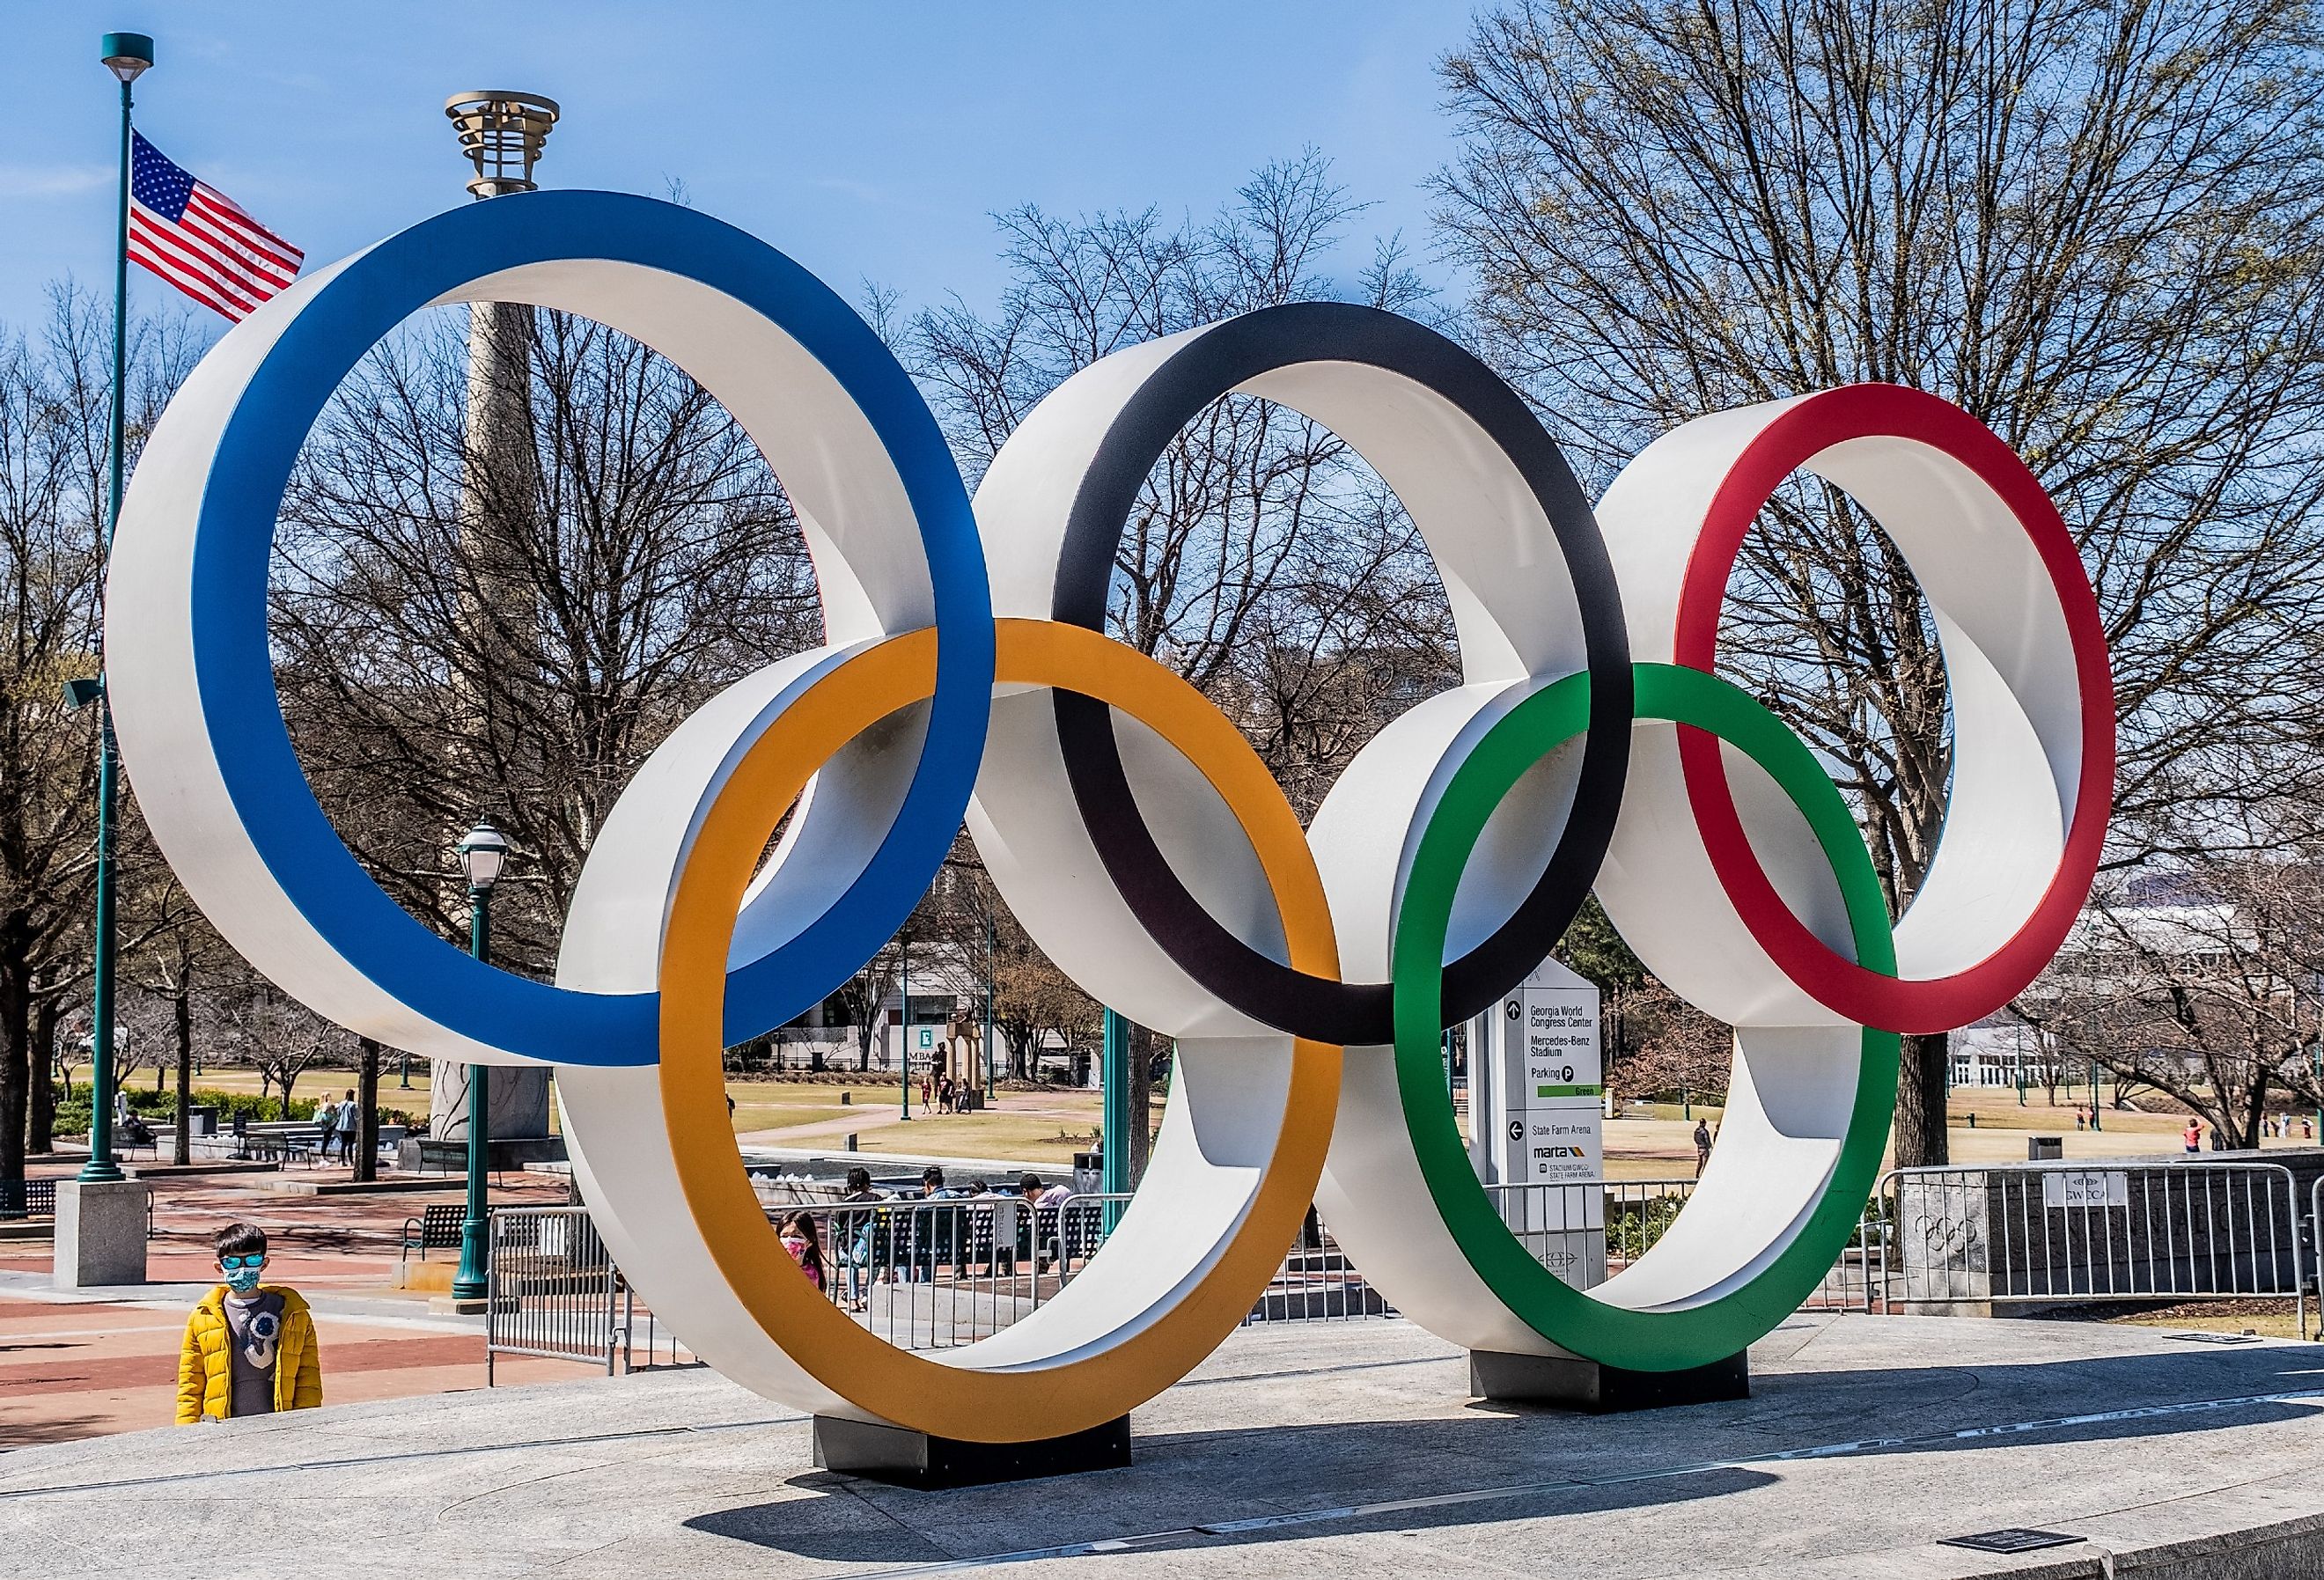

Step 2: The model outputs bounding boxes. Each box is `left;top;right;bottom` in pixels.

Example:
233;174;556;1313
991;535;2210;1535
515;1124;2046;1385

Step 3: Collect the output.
719;1077;1137;1166
853;1112;1104;1166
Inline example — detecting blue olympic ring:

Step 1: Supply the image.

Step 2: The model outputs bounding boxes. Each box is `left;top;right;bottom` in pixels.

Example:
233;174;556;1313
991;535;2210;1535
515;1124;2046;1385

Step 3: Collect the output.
188;191;992;1065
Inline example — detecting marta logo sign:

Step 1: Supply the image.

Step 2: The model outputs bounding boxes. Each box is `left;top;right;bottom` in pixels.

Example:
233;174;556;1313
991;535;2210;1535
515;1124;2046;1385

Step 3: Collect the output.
106;192;2111;1444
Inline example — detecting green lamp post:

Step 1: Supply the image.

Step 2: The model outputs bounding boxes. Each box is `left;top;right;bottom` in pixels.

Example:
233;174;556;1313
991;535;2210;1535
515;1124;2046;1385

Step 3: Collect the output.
982;914;996;1105
899;940;912;1121
77;32;154;1187
1100;1009;1133;1227
449;819;508;1304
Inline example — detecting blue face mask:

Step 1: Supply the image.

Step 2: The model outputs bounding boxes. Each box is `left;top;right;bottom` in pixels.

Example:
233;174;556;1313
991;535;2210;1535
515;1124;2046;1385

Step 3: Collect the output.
220;1253;264;1294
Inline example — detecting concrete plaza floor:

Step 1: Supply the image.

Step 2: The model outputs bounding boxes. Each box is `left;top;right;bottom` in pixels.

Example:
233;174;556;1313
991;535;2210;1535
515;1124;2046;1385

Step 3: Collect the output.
3;1313;2321;1578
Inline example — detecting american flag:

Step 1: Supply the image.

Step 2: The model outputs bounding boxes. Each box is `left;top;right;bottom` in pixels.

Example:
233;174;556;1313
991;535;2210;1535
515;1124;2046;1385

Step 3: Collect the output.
128;132;303;320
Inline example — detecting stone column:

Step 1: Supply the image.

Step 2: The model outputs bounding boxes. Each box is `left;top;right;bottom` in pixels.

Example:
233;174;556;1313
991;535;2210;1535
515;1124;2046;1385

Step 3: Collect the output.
53;1179;150;1288
430;289;553;1144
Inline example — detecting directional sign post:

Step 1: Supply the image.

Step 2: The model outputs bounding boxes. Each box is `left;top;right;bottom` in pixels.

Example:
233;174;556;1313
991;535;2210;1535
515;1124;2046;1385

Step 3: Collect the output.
1486;958;1605;1290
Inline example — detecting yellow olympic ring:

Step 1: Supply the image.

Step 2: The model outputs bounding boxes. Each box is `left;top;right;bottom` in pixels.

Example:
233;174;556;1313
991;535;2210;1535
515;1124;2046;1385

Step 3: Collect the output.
655;620;1340;1440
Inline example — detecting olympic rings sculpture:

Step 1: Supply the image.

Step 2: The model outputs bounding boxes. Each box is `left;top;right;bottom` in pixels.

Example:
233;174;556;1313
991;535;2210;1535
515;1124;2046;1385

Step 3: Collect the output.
107;193;2113;1440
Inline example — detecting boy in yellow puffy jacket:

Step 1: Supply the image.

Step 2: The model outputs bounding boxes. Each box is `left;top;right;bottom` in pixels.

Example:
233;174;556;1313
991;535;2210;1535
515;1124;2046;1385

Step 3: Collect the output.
176;1222;322;1424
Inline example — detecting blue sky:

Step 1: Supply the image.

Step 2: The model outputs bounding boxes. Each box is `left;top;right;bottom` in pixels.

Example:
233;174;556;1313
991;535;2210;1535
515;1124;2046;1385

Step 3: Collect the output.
1;3;1481;337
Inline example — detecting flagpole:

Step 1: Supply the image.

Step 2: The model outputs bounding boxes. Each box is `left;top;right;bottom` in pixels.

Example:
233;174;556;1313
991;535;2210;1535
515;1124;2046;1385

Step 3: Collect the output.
82;33;154;1187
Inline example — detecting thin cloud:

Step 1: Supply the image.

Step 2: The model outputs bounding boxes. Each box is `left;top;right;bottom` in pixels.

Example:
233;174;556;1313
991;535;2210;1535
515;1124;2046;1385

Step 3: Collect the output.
0;164;111;199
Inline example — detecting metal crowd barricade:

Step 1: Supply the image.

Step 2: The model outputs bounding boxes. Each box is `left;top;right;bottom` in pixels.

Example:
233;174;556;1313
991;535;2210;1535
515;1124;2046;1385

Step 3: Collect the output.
779;1188;1393;1343
2312;1174;2324;1341
1485;1176;1882;1312
802;1191;1070;1351
489;1174;1909;1375
1248;1207;1386;1322
1878;1159;2304;1335
484;1205;619;1382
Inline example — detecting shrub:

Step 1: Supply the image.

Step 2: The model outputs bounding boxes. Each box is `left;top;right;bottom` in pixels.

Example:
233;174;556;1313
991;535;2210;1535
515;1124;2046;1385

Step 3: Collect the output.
47;1085;408;1135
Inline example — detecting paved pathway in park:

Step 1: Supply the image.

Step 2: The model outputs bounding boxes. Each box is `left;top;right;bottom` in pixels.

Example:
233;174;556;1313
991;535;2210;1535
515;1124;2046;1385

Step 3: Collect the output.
0;1167;586;1444
4;1314;2321;1576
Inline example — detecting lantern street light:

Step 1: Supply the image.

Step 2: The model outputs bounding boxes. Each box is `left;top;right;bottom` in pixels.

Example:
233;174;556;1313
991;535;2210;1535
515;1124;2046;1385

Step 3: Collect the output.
76;32;155;1187
449;819;508;1304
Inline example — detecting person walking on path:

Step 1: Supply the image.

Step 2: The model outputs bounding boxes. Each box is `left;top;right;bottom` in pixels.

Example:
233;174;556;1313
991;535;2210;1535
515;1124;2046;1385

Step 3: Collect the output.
334;1089;361;1164
2182;1119;2203;1155
177;1222;321;1423
1693;1118;1712;1178
309;1094;338;1160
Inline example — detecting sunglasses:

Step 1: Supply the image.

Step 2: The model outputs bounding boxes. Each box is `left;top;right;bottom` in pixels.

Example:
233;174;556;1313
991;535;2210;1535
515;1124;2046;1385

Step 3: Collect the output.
219;1253;266;1270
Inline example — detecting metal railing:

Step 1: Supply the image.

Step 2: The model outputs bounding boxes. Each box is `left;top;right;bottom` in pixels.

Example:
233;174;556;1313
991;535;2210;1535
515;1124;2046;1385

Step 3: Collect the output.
1250;1206;1386;1323
636;1188;1394;1351
504;1159;2319;1373
483;1205;701;1381
485;1206;616;1382
2311;1174;2324;1341
1484;1177;1881;1311
805;1191;1102;1351
1877;1159;2305;1335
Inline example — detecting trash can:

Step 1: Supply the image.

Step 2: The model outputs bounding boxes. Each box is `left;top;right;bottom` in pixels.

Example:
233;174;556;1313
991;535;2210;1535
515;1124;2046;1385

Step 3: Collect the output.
187;1106;217;1137
2029;1135;2063;1161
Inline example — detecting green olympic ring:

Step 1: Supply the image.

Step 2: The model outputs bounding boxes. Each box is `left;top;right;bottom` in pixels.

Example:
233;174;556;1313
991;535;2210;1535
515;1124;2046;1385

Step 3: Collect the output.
1392;663;1901;1371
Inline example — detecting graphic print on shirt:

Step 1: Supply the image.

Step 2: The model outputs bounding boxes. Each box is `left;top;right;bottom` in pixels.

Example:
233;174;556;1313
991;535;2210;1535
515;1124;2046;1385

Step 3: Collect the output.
244;1307;280;1372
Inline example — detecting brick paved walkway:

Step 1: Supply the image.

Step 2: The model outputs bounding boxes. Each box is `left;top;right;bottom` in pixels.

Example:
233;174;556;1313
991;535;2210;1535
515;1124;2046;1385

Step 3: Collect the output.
0;1164;595;1445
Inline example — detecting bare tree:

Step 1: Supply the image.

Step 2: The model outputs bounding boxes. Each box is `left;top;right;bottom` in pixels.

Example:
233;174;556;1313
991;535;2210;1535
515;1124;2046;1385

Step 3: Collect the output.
214;982;342;1120
0;290;199;1184
270;307;820;977
827;940;908;1076
908;158;1457;805
922;856;1099;1083
1438;0;2324;1165
907;154;1459;1179
124;879;231;1165
2022;853;2324;1148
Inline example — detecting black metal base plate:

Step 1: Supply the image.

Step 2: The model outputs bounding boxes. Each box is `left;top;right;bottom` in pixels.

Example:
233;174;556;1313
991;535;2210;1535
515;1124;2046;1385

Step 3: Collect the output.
1469;1349;1749;1413
1939;1528;2083;1554
811;1414;1132;1489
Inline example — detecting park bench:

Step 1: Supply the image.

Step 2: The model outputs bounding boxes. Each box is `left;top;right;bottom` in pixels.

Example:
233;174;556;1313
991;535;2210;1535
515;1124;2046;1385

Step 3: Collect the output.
253;1128;322;1167
401;1202;466;1263
0;1179;57;1219
0;1179;154;1238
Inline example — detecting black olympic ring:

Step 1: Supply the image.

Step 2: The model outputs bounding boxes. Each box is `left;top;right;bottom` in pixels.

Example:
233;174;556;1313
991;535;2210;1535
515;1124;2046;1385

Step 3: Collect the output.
1048;302;1633;1045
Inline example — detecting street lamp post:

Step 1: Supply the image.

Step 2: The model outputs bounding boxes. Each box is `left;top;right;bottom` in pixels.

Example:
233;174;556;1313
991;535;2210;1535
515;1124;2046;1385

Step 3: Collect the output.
77;33;154;1187
899;941;912;1121
449;819;507;1305
982;915;996;1104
